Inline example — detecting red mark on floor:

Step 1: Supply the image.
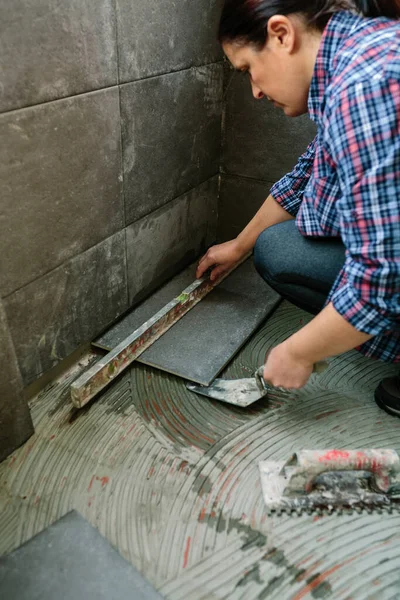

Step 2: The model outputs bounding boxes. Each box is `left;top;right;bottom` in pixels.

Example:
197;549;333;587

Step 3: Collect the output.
293;538;398;600
293;564;342;599
88;475;109;491
183;536;191;568
49;435;56;440
9;456;16;467
179;460;189;472
315;410;340;420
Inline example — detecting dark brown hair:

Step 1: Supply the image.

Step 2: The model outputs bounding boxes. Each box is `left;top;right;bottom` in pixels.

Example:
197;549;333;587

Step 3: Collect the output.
218;0;400;47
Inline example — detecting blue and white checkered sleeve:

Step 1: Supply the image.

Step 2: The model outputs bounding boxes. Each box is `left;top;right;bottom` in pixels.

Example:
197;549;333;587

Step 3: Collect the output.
270;137;317;216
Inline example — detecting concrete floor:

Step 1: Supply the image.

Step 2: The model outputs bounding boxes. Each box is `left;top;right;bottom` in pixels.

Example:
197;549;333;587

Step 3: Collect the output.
1;301;400;599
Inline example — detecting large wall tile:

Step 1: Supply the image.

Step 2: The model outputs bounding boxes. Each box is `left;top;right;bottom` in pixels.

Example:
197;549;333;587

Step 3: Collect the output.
0;301;33;462
126;177;218;305
218;175;271;242
116;0;223;83
121;64;222;225
0;88;124;298
222;71;316;182
0;0;117;112
4;233;128;385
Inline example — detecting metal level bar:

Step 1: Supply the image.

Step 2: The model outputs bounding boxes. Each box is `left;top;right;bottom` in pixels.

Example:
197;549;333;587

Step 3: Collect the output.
70;255;250;408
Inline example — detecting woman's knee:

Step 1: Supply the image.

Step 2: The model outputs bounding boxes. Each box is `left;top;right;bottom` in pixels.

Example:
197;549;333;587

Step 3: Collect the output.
254;229;272;281
254;223;291;282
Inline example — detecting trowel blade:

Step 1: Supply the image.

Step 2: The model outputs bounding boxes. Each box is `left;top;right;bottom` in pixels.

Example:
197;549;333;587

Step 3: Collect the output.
186;376;268;407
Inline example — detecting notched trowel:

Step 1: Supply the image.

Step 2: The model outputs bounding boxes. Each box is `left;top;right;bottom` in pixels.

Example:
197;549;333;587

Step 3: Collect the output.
259;449;400;514
186;362;327;408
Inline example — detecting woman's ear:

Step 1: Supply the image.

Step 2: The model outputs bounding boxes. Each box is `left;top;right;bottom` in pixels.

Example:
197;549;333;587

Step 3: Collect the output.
267;15;296;53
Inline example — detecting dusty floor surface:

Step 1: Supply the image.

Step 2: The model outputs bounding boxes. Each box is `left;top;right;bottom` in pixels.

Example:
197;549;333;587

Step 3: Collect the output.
1;301;400;599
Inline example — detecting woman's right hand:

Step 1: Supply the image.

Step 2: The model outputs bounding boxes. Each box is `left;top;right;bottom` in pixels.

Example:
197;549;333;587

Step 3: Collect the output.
196;239;247;281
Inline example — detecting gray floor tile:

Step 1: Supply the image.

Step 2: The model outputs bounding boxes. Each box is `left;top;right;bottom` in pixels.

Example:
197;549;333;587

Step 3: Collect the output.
95;259;281;385
0;0;117;112
0;88;124;297
0;511;162;599
94;262;202;351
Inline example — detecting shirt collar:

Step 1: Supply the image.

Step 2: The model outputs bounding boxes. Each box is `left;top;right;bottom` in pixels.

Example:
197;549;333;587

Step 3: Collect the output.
308;11;361;122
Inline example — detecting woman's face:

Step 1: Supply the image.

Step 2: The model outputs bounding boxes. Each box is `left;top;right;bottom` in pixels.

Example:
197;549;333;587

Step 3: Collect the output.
222;15;321;118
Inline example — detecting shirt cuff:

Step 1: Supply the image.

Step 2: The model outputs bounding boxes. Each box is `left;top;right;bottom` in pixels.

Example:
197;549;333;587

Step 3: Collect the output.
331;283;394;336
270;178;302;217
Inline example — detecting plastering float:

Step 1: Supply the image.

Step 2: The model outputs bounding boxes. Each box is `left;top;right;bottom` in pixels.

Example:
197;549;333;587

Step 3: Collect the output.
259;449;400;514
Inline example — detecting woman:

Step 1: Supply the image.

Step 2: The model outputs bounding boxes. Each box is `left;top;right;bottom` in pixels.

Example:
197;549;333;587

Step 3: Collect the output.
197;0;400;415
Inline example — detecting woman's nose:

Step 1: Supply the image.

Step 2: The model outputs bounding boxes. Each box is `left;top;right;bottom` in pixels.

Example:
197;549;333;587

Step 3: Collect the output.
251;81;264;100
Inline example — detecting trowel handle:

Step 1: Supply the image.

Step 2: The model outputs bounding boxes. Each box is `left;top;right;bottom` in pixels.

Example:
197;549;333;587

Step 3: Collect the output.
256;360;328;384
283;449;400;494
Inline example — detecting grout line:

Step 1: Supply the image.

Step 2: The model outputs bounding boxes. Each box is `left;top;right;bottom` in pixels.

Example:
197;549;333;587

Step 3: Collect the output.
118;59;224;89
0;61;225;117
1;230;125;301
113;0;128;227
2;175;220;302
219;172;275;186
123;227;131;306
117;87;127;228
112;0;129;305
0;84;121;117
216;173;222;239
125;173;220;229
113;0;121;87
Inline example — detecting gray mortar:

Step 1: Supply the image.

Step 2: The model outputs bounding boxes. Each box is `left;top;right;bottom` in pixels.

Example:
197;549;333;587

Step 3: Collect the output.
1;302;400;599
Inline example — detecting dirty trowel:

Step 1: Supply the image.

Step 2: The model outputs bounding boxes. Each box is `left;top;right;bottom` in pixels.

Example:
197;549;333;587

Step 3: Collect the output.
186;362;328;407
259;449;400;514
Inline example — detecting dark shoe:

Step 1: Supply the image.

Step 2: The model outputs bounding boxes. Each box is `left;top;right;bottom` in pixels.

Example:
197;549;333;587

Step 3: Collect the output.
375;375;400;417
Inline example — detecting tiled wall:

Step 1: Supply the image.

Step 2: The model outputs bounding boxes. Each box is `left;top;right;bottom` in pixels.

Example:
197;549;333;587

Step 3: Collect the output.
0;0;223;457
218;67;317;241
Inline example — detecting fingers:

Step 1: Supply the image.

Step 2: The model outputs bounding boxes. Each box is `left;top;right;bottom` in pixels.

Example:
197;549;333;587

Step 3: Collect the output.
196;255;214;279
210;264;227;281
196;246;219;278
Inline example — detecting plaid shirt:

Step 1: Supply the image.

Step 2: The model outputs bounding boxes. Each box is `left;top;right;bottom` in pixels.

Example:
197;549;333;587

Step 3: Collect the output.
271;11;400;362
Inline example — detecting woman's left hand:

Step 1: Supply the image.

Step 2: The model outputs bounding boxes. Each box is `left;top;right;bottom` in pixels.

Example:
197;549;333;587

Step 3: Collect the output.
263;342;314;390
